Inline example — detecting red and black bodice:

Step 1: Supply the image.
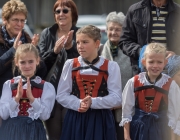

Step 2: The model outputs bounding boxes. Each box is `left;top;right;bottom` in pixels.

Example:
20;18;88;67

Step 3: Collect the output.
71;58;109;99
134;75;172;113
11;78;44;116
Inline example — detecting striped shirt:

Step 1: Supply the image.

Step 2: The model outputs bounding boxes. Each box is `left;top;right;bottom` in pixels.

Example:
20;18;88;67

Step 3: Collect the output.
151;5;168;47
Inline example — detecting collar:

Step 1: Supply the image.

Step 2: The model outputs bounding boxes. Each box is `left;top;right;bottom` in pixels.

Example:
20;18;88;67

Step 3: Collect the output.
145;73;162;84
0;25;31;47
83;56;100;65
140;0;176;13
21;75;36;81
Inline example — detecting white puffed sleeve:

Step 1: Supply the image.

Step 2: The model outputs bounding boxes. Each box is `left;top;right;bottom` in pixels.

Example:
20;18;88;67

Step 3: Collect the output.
56;59;81;111
167;80;180;136
28;82;56;121
91;61;122;109
0;80;19;120
119;77;135;126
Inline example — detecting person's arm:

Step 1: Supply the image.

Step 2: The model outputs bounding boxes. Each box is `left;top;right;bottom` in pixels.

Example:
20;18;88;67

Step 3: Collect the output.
124;122;131;140
0;80;19;120
119;77;135;140
29;81;56;121
90;61;122;109
65;40;79;59
37;28;58;70
167;80;180;137
119;6;141;60
56;59;81;111
0;47;16;75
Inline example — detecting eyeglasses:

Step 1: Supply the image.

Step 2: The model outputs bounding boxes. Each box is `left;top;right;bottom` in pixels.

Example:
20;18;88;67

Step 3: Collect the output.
10;18;27;24
54;9;70;15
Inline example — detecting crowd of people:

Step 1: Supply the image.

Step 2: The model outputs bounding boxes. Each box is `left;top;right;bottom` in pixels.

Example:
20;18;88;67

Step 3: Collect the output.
0;0;180;140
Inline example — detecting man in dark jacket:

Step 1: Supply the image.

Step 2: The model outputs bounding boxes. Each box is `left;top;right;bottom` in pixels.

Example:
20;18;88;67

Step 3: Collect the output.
120;0;180;75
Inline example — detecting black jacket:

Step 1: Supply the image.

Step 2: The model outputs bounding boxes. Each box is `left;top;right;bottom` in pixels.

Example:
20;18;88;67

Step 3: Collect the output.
0;25;47;96
120;0;180;74
38;24;79;89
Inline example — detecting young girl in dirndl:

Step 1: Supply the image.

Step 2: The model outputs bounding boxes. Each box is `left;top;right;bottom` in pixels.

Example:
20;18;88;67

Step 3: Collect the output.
56;25;122;140
0;43;56;140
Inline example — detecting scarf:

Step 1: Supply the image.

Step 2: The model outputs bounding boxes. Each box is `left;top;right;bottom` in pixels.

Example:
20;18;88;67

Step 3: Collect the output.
110;42;119;58
1;26;26;48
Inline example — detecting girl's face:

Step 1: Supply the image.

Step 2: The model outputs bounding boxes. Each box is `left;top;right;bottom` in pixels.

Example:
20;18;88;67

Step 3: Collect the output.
15;52;39;78
3;13;26;38
54;6;72;27
76;33;100;62
172;70;180;87
107;22;122;45
142;52;167;80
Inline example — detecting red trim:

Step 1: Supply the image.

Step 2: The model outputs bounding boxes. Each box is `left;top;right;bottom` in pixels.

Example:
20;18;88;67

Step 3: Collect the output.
11;78;44;116
134;75;172;112
72;58;108;99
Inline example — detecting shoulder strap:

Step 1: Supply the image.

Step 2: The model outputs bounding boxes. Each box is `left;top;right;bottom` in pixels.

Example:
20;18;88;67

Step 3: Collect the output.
10;79;45;90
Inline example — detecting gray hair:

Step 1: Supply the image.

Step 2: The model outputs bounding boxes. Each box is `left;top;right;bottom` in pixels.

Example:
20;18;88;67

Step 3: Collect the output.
106;11;125;27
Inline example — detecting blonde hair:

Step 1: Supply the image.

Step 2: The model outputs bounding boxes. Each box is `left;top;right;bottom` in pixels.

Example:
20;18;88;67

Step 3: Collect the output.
13;43;39;75
76;25;101;41
143;43;167;59
2;0;27;20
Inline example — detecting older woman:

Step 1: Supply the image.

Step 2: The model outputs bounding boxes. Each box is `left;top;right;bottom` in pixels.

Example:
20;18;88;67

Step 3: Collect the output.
38;0;79;89
38;0;79;139
0;0;46;129
0;0;45;96
101;11;133;140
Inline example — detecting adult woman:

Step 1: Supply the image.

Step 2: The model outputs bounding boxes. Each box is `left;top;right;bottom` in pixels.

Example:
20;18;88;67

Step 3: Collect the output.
0;0;45;97
0;0;46;128
38;0;79;139
101;11;133;140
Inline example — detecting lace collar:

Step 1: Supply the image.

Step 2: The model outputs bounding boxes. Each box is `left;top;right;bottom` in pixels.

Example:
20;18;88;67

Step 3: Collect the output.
138;72;170;88
13;76;42;84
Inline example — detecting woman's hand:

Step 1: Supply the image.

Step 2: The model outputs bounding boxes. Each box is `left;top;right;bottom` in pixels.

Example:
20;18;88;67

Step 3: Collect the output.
13;31;22;49
64;30;74;50
54;35;67;54
26;77;34;103
31;34;39;46
15;78;23;102
78;96;92;113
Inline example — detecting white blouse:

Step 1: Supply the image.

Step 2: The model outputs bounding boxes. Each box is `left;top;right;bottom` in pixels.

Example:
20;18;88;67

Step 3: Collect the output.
0;76;56;121
56;56;122;111
120;72;180;135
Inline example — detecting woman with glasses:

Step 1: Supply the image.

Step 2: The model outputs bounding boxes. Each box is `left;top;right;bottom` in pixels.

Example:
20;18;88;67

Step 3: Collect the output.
0;0;47;133
0;0;46;97
38;0;79;139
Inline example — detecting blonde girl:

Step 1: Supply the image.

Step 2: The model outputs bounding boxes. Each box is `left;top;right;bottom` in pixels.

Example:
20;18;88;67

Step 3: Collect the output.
120;43;180;140
0;43;55;140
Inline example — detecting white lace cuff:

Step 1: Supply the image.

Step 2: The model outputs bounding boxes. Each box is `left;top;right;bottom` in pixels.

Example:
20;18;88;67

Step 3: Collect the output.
168;120;176;130
9;98;19;118
27;98;43;120
173;121;180;136
119;118;132;126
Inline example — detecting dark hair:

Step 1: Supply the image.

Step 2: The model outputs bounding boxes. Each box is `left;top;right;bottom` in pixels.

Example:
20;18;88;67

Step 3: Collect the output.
53;0;78;26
